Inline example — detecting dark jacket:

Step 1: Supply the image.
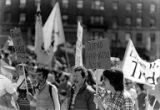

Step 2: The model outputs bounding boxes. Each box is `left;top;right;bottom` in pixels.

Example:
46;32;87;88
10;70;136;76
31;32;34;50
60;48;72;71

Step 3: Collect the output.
68;84;97;110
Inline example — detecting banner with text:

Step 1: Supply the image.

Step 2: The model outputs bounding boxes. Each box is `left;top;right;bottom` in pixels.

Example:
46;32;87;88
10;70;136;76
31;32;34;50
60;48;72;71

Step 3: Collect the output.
85;38;111;69
10;28;27;63
122;39;160;85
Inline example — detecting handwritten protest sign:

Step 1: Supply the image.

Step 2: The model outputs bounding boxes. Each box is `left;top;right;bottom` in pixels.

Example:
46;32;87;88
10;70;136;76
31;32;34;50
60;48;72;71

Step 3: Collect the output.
85;38;111;69
122;39;160;85
10;28;27;63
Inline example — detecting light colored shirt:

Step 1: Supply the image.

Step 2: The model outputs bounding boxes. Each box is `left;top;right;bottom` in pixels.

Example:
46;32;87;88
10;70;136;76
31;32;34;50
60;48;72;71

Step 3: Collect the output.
0;74;16;109
0;74;15;97
36;83;60;110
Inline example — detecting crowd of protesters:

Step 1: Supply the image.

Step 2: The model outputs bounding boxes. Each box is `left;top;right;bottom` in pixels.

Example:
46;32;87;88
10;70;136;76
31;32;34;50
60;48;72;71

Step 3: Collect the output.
0;47;160;110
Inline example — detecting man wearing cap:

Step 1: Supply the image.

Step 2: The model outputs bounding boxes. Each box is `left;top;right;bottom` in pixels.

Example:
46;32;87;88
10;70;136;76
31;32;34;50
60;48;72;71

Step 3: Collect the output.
28;67;60;110
68;66;96;110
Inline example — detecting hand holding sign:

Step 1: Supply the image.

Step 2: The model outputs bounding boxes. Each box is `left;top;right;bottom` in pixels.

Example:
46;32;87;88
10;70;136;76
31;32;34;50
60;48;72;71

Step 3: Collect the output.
85;38;111;109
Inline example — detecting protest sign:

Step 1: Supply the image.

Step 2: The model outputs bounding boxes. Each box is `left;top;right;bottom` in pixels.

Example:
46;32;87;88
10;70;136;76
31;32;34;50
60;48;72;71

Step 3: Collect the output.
10;28;27;63
122;39;160;85
85;38;111;69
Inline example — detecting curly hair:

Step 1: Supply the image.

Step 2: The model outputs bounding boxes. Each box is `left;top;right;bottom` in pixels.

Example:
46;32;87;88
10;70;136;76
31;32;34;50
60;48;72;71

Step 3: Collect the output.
36;68;49;79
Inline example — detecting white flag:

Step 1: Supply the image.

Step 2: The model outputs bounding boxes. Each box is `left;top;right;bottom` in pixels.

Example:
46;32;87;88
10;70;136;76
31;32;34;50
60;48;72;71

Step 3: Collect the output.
122;39;160;85
0;59;15;80
35;4;54;67
75;21;83;67
43;2;65;52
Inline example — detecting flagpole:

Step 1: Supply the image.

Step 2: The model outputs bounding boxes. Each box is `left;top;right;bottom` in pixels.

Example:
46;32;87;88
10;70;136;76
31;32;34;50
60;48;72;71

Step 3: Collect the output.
19;63;29;94
64;43;71;72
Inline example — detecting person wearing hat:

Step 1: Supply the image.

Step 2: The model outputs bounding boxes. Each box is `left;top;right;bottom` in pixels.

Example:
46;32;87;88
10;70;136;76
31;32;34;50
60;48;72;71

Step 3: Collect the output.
27;67;60;110
68;66;96;110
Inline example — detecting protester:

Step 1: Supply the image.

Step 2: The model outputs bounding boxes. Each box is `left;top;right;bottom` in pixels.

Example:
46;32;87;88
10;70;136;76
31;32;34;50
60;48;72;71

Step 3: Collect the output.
58;72;71;110
135;83;146;110
58;72;71;95
68;66;96;110
0;73;18;110
125;79;138;110
15;65;34;110
146;76;160;103
28;67;60;110
86;69;96;90
94;69;134;110
144;76;160;110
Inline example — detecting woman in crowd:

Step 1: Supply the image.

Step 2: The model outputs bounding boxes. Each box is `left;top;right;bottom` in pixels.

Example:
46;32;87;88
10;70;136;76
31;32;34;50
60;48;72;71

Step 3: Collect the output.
94;69;134;110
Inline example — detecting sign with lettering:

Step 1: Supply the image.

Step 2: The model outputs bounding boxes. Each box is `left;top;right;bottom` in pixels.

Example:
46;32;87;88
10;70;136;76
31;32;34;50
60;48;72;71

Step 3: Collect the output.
85;38;111;69
122;39;160;85
10;28;27;63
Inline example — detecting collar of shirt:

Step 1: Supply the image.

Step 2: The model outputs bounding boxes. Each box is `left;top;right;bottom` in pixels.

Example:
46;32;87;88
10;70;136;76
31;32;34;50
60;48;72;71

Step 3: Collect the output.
77;83;87;94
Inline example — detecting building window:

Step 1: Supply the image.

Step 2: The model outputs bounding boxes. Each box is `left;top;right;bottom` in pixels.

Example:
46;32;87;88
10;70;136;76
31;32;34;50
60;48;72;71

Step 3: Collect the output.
126;3;131;11
111;32;119;45
62;15;68;24
62;15;68;21
125;32;131;41
20;0;26;8
112;2;118;10
150;33;156;42
137;3;142;13
4;13;11;23
126;17;131;25
91;16;94;24
19;13;26;23
91;0;104;10
136;33;142;43
92;32;104;40
136;18;142;27
77;0;83;9
100;16;104;24
112;17;118;29
77;16;83;23
150;18;156;28
62;0;69;8
5;0;11;6
112;21;117;29
90;16;104;25
150;4;156;14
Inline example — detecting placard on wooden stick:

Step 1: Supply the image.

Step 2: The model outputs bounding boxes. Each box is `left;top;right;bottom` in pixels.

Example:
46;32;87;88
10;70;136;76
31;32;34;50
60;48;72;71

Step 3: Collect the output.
10;28;27;63
85;38;111;69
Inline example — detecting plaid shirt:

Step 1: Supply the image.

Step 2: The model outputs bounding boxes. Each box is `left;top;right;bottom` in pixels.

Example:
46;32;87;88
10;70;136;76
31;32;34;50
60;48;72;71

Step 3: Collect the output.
103;90;134;110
